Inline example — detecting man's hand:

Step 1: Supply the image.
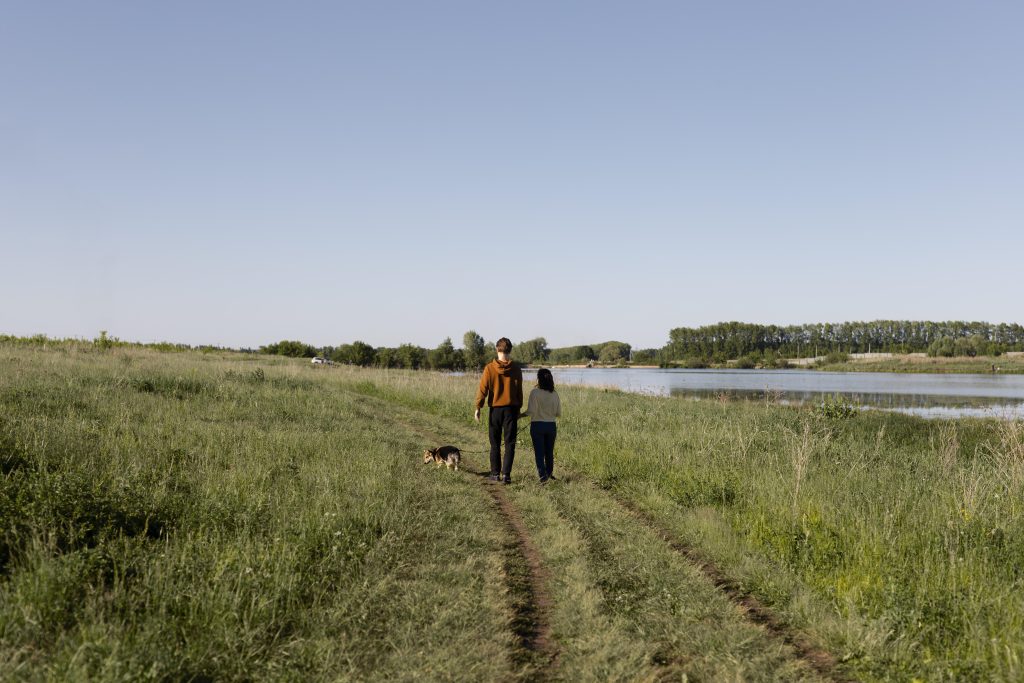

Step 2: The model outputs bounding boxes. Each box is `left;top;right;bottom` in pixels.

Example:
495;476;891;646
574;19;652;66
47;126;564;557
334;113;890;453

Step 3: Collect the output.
474;408;480;422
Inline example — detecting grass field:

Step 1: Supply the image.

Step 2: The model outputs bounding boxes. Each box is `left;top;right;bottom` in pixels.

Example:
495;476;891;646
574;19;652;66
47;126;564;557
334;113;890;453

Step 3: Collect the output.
2;345;1023;681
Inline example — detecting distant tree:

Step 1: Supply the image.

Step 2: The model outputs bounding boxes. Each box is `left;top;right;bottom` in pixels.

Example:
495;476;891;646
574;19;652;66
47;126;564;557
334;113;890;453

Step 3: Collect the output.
331;341;375;366
430;337;464;371
970;334;994;356
954;336;977;357
514;337;549;364
927;336;956;358
260;340;317;358
462;331;486;371
482;341;498;365
396;343;426;369
630;348;658;364
598;341;631;364
374;347;399;368
548;345;596;364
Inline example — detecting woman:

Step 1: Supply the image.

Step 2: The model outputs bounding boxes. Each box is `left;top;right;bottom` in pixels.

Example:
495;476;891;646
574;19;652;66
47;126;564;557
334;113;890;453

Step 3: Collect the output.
520;368;561;483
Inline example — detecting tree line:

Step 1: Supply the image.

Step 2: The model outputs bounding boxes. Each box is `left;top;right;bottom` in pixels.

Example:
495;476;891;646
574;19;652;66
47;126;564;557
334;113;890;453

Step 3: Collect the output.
261;319;1024;368
260;333;635;369
6;318;1019;368
262;332;496;371
663;320;1024;362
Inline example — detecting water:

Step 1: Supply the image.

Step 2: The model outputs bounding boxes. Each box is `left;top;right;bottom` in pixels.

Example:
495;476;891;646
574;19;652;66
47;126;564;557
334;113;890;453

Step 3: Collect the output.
543;367;1024;419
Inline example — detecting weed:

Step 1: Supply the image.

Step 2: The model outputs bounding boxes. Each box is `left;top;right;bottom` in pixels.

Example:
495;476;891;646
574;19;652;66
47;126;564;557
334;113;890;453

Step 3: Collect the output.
815;395;859;419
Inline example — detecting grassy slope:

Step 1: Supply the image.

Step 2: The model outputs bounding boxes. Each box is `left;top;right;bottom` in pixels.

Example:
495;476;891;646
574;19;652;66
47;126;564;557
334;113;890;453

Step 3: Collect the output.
2;346;1023;681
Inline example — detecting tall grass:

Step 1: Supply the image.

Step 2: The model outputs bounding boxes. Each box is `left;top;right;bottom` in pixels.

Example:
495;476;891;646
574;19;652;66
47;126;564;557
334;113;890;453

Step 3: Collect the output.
3;345;1023;680
334;361;1024;681
0;347;513;681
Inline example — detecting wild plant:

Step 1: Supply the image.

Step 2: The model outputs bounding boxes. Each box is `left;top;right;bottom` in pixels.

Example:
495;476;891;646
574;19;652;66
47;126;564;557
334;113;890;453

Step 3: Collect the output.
788;421;815;520
933;421;960;478
984;419;1024;496
815;394;858;419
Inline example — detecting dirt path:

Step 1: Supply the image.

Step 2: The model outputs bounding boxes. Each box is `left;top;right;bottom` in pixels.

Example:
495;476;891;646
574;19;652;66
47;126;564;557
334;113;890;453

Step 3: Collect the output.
346;390;558;681
354;390;854;681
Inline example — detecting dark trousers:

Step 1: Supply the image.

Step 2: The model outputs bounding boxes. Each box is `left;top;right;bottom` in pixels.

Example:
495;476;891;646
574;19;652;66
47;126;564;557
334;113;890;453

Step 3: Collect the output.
488;405;519;476
530;421;557;479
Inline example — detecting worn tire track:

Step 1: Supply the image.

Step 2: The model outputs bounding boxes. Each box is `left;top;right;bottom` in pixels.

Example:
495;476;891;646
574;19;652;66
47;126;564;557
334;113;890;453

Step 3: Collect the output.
589;483;851;682
344;389;558;681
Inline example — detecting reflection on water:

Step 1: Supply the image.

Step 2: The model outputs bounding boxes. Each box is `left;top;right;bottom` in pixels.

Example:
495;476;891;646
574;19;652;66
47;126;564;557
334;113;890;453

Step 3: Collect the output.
545;368;1024;419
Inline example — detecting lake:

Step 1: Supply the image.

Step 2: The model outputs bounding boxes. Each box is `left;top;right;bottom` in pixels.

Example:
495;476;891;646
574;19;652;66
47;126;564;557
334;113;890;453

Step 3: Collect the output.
544;367;1024;419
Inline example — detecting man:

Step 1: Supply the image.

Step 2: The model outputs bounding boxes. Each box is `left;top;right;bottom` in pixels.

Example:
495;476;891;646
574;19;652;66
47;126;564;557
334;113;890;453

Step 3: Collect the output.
474;337;523;484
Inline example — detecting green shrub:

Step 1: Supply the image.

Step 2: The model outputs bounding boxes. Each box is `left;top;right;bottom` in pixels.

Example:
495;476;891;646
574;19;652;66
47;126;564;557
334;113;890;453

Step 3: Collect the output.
823;351;849;364
733;354;758;369
815;394;858;419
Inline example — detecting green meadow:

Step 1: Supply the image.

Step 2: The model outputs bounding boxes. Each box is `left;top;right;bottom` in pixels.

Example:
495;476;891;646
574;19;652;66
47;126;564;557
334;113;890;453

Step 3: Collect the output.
2;344;1022;681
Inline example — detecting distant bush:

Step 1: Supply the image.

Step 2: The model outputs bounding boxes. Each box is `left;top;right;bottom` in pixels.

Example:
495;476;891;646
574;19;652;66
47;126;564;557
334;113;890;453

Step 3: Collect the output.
680;356;709;369
815;395;859;419
94;330;117;351
823;351;849;365
734;354;759;369
761;349;790;369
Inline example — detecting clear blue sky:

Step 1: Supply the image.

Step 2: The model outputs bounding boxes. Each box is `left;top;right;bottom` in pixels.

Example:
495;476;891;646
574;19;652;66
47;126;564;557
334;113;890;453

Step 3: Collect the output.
2;2;1022;350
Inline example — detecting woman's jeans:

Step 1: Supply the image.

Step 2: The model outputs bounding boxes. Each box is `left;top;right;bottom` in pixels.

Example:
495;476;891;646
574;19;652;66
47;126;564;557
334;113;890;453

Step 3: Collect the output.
529;421;557;479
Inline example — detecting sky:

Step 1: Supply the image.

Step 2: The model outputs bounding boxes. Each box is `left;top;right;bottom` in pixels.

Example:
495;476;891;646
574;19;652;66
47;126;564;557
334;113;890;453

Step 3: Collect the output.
2;1;1022;351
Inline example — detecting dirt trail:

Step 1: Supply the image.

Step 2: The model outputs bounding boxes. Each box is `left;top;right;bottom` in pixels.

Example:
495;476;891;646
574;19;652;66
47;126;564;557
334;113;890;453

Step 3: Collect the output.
594;486;850;682
350;388;849;681
349;391;558;681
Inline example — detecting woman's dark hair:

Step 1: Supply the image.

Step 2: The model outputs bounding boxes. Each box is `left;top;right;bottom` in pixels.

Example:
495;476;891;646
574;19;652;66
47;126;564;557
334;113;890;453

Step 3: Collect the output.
537;368;555;392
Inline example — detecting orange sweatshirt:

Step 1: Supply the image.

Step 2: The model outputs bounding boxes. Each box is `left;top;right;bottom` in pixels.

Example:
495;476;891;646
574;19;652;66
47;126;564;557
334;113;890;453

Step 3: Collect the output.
474;359;523;409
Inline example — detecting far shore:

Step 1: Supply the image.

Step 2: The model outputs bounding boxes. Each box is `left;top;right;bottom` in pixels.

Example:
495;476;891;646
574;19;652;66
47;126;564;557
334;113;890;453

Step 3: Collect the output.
531;352;1024;375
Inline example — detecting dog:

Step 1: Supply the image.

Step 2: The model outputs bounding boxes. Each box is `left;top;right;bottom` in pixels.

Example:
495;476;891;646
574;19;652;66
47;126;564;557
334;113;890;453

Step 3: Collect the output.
423;445;462;471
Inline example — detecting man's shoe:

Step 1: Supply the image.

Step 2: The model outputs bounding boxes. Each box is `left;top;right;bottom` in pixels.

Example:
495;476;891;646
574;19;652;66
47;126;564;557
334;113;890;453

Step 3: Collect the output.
487;474;501;482
501;475;512;485
539;476;549;484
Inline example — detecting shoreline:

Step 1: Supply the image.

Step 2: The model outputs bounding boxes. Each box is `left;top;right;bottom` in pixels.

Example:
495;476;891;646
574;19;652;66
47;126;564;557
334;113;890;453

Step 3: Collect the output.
533;352;1024;375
